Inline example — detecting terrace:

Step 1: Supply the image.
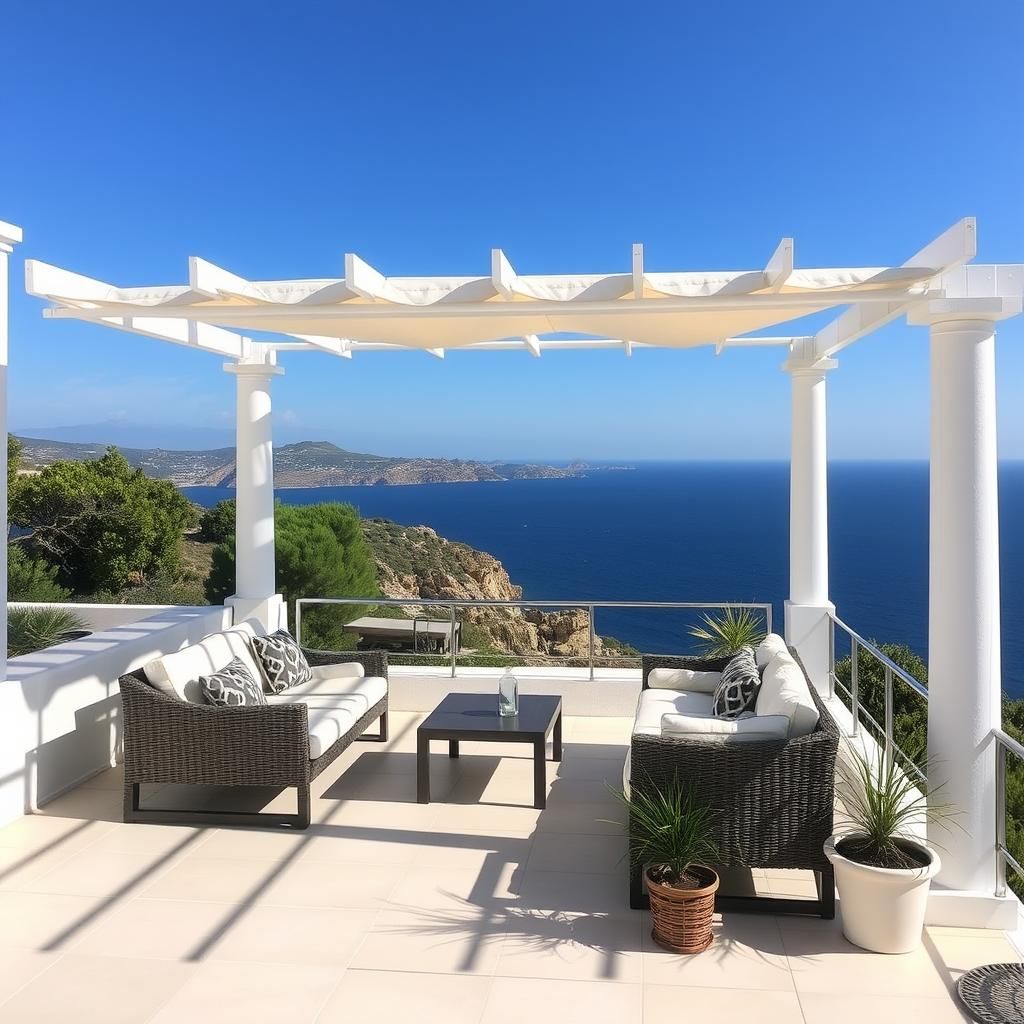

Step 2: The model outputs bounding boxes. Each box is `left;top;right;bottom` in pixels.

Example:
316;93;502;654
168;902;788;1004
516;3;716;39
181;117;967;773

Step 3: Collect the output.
0;217;1023;1020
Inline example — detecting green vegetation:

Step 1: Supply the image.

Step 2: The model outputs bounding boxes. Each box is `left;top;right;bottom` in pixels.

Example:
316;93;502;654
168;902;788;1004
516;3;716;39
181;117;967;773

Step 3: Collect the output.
361;517;480;586
619;778;718;886
7;605;88;659
198;499;236;544
689;606;767;657
7;544;70;602
10;447;196;594
205;501;379;649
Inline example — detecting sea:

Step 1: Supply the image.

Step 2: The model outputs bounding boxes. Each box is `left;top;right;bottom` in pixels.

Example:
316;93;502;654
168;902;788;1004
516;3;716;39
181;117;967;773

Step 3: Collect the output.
182;461;1024;698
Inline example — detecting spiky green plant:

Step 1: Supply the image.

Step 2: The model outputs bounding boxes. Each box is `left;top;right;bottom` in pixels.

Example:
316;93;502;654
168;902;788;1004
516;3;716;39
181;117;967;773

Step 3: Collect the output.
835;744;955;869
7;606;88;659
618;778;718;886
688;607;766;657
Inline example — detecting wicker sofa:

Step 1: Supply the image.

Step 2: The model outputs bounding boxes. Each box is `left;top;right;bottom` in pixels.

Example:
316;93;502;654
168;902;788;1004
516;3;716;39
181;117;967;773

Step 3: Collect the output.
627;641;839;918
118;622;388;829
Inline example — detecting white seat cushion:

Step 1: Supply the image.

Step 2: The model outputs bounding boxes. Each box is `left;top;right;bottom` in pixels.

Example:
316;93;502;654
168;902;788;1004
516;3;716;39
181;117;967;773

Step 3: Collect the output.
632;687;715;737
268;674;387;759
754;651;819;738
661;712;790;742
755;633;788;669
647;667;721;694
143;621;268;704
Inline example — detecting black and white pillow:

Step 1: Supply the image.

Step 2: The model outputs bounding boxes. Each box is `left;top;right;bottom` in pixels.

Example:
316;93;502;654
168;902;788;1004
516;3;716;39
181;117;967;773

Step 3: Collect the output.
712;646;760;719
199;656;267;707
251;630;313;694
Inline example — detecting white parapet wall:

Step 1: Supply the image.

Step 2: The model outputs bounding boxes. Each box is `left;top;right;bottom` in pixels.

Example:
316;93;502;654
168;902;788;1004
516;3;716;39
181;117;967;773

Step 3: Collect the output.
0;603;232;827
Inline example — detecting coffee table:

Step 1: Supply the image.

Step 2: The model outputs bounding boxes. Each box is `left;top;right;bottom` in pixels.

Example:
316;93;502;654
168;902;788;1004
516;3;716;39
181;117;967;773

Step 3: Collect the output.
416;692;562;809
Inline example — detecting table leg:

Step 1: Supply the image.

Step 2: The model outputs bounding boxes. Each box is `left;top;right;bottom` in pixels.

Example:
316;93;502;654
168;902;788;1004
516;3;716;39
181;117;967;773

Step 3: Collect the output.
417;733;430;804
533;737;547;809
448;739;459;759
552;711;562;762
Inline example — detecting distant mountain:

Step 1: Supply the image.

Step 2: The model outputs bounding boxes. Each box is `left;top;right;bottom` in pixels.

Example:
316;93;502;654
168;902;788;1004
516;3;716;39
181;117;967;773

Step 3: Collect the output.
15;421;236;450
15;436;630;488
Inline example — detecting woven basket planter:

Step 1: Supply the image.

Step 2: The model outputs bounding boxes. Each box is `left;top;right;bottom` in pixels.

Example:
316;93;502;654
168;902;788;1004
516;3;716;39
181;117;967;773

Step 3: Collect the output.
646;865;719;954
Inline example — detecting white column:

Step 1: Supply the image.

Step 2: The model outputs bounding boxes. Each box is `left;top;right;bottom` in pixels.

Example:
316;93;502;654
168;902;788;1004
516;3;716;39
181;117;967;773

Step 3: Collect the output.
0;221;23;685
784;342;837;692
224;361;284;630
927;317;1001;893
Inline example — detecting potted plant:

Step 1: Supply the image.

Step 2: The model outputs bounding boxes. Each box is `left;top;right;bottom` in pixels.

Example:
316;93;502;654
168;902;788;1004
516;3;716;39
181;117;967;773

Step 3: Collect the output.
688;607;766;657
621;778;720;954
826;745;949;954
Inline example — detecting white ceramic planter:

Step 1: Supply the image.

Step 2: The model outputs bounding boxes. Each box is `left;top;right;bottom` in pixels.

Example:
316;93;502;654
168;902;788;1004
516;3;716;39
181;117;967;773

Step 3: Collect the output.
824;833;940;954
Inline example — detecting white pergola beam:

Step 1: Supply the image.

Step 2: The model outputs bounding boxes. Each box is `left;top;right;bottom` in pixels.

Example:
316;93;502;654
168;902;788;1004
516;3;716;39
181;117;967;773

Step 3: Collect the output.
814;218;977;359
344;253;386;300
0;220;23;248
632;243;644;298
764;238;794;291
189;256;259;299
523;334;541;357
491;249;516;298
426;347;445;359
623;339;634;357
25;260;114;304
289;334;352;358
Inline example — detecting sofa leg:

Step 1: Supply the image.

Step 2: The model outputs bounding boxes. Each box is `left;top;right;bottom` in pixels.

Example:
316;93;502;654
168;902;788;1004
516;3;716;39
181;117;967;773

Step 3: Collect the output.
817;865;836;919
357;710;389;743
629;860;649;910
123;782;141;822
297;784;311;829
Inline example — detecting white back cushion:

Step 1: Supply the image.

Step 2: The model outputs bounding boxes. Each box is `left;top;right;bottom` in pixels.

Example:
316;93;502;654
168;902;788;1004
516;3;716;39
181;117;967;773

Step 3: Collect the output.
754;650;820;737
647;667;721;694
144;621;268;704
661;712;790;742
755;633;788;669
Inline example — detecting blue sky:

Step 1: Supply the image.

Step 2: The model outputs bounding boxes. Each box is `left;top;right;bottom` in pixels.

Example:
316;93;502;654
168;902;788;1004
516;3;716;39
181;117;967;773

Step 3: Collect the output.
2;1;1022;460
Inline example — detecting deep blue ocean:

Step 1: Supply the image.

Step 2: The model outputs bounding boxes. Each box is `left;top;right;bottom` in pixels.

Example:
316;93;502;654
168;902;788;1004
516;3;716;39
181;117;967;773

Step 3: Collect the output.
183;462;1024;698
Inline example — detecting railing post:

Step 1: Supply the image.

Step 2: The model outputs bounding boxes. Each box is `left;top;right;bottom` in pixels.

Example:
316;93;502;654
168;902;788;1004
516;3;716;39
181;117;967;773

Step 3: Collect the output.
295;600;303;647
996;739;1008;898
766;603;773;638
827;614;835;700
851;639;860;737
884;665;894;755
588;604;596;681
450;606;457;679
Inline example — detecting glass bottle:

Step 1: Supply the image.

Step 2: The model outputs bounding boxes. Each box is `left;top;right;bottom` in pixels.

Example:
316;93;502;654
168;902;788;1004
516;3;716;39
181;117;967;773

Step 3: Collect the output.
498;668;519;717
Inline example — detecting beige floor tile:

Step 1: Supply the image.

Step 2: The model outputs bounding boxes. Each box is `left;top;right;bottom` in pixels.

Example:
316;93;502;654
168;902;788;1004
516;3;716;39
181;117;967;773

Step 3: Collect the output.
779;915;950;996
0;891;101;951
564;718;634;744
0;953;194;1023
77;764;125;790
535;801;623;836
482;977;642;1023
765;874;826;899
293;827;426;866
317;969;492;1024
927;929;1021;977
195;826;311;862
516;869;627;915
139;854;308;905
78;821;213;856
203;904;378;967
22;846;192;899
527;833;627;874
551;756;627;785
407;829;534;870
496;910;642;982
0;812;113;857
386;863;520;912
149;959;344;1024
36;787;123;823
428;799;544;833
314;795;438;829
642;913;795;991
798;991;971;1023
644;984;804;1023
0;949;61;1004
350;908;507;974
262;858;399;910
0;840;82;891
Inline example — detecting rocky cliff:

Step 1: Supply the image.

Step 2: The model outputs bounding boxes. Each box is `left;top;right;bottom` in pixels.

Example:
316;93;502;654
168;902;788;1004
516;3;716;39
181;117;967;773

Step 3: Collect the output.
362;518;611;660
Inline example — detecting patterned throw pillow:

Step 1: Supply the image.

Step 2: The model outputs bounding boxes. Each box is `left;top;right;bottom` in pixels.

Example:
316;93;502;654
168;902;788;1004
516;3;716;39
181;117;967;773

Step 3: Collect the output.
250;630;313;694
199;656;267;707
712;646;761;719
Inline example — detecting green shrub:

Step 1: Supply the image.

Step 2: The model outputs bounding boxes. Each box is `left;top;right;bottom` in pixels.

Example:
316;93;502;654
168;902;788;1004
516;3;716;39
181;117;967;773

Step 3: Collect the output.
7;545;70;602
198;499;236;544
8;606;88;658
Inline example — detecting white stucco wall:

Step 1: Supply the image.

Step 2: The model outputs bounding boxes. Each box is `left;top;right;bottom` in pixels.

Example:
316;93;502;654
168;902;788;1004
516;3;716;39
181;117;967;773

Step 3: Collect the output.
8;602;190;633
0;604;231;827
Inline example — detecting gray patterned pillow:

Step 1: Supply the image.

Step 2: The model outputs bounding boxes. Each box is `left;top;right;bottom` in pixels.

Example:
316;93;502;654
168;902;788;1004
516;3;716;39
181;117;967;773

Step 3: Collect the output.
251;630;313;694
199;656;266;707
712;646;760;719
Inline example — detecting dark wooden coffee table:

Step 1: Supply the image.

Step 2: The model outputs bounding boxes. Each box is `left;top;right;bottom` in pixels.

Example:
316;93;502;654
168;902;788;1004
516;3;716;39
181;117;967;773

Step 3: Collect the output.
417;692;562;809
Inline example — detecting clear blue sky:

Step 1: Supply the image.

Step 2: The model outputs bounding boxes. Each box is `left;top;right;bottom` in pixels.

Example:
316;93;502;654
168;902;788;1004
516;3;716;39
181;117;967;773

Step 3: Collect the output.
2;1;1022;460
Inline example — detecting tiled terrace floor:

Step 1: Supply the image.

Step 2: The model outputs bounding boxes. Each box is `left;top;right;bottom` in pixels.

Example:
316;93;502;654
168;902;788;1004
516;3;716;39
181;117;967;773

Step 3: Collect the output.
0;711;1017;1022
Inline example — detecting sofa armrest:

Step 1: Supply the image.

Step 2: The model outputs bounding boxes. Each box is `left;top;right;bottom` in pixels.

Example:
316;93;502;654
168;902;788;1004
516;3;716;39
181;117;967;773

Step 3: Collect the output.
119;672;311;787
303;648;388;680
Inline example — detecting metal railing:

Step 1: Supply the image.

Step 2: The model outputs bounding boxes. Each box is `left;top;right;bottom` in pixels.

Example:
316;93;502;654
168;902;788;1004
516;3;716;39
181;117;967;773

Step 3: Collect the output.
295;597;772;680
828;611;1024;898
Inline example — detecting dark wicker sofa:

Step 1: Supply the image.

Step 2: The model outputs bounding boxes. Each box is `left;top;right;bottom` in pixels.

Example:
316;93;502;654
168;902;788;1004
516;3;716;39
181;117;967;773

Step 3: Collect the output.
629;648;839;918
118;648;388;830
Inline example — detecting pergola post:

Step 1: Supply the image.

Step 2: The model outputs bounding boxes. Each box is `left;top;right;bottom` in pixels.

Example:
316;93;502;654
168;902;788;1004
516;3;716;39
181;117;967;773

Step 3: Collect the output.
784;341;837;693
0;221;23;684
224;361;285;631
926;315;1002;893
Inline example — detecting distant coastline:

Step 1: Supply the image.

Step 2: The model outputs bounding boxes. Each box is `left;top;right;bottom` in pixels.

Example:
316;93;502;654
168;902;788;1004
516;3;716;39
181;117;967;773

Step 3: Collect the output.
15;436;634;489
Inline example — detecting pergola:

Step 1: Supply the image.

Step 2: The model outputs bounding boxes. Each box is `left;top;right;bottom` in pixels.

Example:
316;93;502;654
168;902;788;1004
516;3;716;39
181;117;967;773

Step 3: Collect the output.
5;216;1024;920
